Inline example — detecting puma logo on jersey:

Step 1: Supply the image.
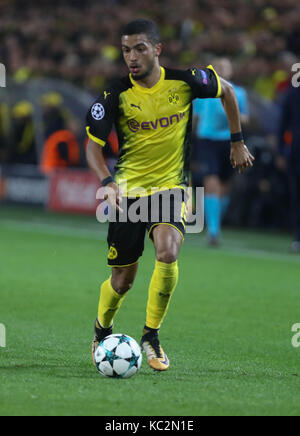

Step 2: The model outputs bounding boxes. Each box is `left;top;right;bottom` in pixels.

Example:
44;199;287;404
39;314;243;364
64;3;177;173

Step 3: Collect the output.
130;103;142;111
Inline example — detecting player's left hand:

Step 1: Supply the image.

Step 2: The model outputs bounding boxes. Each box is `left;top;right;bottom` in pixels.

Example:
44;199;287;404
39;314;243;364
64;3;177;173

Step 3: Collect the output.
230;141;255;174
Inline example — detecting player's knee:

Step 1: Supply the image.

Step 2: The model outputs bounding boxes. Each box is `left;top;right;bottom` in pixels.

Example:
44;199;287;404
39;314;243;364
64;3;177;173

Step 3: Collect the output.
156;248;178;264
116;283;133;296
112;280;133;296
111;264;138;295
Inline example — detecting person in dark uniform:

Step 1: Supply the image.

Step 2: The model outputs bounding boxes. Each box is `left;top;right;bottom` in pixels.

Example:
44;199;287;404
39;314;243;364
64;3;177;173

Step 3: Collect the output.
193;58;250;246
278;84;300;252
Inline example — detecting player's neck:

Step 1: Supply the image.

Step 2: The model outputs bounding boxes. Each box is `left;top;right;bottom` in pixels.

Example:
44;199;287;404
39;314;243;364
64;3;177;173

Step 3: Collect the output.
134;64;162;89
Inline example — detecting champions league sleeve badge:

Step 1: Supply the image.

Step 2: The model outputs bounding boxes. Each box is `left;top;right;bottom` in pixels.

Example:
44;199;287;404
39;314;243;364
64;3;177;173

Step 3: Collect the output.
91;103;105;120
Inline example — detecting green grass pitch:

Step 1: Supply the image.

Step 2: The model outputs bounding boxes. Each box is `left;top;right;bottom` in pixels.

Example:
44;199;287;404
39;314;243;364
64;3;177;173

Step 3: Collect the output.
0;205;300;416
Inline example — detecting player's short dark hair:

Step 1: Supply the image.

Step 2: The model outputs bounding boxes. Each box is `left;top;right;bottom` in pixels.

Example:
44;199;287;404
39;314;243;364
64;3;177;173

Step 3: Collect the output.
121;19;161;46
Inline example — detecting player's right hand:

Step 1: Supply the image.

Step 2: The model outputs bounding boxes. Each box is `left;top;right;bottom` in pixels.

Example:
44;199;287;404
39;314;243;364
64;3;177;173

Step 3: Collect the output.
104;182;123;213
230;141;255;174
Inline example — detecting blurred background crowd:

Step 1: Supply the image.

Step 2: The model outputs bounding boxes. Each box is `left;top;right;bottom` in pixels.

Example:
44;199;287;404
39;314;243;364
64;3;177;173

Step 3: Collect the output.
0;0;299;242
1;0;299;96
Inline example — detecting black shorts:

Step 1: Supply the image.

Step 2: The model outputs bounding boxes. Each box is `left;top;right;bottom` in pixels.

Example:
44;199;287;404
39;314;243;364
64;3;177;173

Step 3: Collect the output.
192;138;233;183
107;189;187;267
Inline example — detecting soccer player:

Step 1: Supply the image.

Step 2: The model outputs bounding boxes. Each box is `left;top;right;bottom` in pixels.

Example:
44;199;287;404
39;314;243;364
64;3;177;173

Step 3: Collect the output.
193;57;250;246
86;19;254;371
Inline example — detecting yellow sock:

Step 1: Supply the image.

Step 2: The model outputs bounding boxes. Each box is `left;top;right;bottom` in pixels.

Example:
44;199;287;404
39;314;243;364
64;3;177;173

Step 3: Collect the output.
98;277;126;328
146;260;179;330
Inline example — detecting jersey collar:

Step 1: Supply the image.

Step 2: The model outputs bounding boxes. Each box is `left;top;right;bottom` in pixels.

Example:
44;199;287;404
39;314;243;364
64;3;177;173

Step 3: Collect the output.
129;67;165;94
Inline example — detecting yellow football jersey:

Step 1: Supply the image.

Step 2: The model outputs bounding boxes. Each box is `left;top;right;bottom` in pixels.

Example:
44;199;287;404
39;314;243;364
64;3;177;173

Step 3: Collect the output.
86;66;221;196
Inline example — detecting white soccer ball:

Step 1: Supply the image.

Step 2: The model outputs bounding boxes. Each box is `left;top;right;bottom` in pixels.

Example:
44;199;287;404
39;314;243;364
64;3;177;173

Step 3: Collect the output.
95;334;142;379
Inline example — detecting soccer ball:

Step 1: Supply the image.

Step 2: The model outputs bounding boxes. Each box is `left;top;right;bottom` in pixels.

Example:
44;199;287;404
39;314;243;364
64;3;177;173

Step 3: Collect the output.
95;334;142;379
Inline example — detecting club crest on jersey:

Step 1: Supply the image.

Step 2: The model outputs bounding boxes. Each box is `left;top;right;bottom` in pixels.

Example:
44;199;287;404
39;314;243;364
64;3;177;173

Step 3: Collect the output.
168;93;180;105
108;246;118;260
91;103;105;120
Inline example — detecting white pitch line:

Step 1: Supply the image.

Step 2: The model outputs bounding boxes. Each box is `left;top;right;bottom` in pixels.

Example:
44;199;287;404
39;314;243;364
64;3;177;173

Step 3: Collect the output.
187;238;300;264
213;245;300;264
1;218;299;264
0;219;107;241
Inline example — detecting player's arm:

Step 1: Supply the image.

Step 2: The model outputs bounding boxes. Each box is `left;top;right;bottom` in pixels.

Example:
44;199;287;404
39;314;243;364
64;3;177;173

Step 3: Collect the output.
85;139;122;212
188;66;254;173
85;93;123;212
219;77;254;174
239;88;250;126
86;138;111;181
241;114;250;125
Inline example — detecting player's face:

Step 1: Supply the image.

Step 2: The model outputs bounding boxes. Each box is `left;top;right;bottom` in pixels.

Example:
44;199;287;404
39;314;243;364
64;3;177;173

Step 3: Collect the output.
121;34;161;80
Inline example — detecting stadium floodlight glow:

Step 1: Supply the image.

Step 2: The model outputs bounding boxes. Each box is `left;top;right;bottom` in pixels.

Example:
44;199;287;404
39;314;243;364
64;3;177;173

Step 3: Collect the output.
291;63;300;88
0;63;6;87
0;323;6;348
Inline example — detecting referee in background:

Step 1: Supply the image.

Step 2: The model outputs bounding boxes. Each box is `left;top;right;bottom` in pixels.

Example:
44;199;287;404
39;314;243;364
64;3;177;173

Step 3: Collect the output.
192;58;249;246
